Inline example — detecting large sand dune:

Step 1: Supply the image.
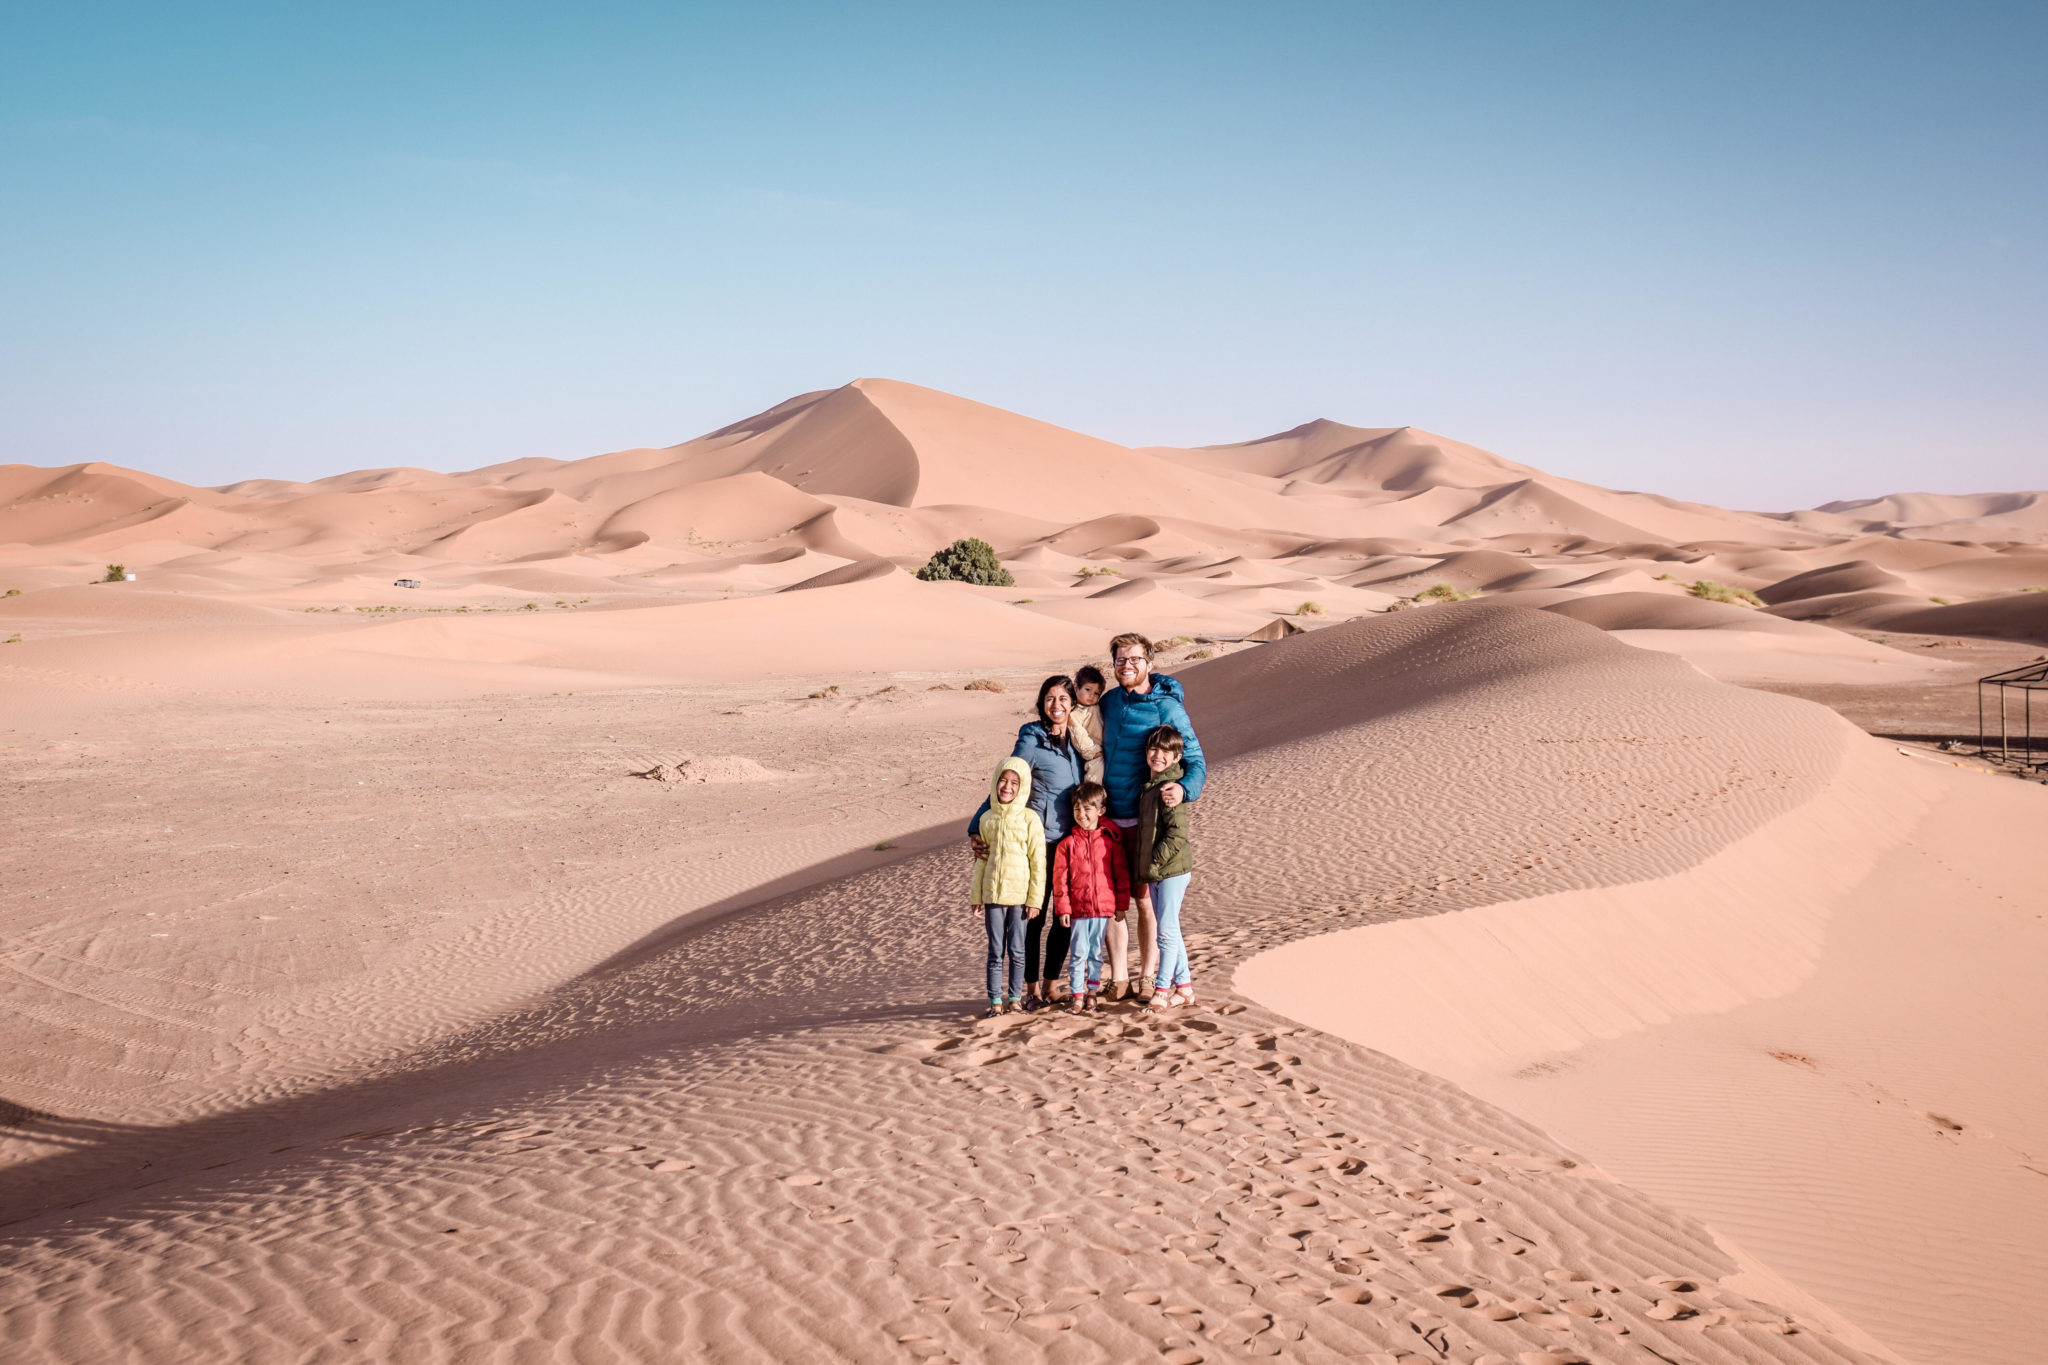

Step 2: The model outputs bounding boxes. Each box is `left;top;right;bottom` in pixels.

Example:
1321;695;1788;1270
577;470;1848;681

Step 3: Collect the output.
3;382;2044;1363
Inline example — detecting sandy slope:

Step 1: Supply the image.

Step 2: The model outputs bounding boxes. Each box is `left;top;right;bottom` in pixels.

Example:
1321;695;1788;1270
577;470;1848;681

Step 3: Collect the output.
3;381;2045;1364
1;604;1948;1365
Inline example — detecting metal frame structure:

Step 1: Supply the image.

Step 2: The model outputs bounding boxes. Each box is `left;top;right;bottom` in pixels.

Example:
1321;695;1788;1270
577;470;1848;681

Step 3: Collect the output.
1977;660;2048;771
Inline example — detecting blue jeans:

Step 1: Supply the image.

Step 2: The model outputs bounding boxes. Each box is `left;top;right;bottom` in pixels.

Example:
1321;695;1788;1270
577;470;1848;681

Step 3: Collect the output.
1068;916;1110;996
984;905;1028;1001
1151;873;1192;989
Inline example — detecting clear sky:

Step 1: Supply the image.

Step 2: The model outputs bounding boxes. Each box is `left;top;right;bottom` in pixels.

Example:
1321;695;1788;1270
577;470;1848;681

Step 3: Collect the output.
3;1;2042;508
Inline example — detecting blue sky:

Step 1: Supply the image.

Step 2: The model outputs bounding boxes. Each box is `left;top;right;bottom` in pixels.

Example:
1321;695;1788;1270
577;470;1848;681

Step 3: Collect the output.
3;1;2042;507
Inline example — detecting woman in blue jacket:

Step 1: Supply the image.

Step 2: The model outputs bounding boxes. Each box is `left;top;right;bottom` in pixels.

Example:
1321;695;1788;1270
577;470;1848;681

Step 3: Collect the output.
966;675;1087;1009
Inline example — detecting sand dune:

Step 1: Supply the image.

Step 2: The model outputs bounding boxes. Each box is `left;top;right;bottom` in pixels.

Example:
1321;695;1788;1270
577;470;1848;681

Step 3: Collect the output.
4;382;2046;1364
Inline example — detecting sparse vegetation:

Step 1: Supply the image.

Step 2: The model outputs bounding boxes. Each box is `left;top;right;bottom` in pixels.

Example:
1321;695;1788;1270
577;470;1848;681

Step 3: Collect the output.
916;537;1014;586
1296;601;1326;616
873;840;897;851
1078;566;1123;578
101;564;127;583
2020;586;2046;593
964;678;1006;693
927;683;955;691
520;601;540;611
1187;648;1215;660
1158;636;1193;649
2;588;18;597
1930;596;1953;606
1014;598;1034;604
1417;583;1475;602
3;634;20;645
808;684;841;700
1688;580;1763;607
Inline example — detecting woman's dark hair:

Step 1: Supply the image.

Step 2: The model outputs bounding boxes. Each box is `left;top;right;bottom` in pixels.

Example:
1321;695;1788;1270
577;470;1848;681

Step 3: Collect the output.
1075;663;1107;692
1035;674;1078;732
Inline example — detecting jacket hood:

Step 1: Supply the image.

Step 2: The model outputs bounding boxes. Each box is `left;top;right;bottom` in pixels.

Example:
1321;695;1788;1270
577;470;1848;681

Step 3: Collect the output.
990;756;1034;808
1129;673;1184;702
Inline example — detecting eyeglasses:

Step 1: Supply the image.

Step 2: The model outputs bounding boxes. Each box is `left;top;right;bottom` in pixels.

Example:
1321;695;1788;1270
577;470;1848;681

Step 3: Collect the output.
1113;655;1148;666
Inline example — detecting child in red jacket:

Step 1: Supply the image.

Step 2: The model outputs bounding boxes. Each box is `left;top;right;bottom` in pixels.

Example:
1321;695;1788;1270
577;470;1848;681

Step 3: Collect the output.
1051;781;1130;1014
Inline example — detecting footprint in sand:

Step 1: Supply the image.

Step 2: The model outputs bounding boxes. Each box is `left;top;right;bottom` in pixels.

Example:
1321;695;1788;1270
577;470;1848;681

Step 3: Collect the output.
1160;1349;1204;1365
1123;1290;1162;1305
1325;1286;1373;1305
647;1158;694;1172
594;1144;643;1154
1020;1313;1075;1331
781;1172;825;1186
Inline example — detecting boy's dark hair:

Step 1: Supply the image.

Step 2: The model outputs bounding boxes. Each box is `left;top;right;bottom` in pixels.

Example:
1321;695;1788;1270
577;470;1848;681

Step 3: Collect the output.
1143;725;1184;757
1070;780;1108;809
1075;663;1107;691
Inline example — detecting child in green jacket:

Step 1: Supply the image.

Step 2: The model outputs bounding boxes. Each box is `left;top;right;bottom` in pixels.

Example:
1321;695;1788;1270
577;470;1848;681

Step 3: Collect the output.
1130;726;1195;1010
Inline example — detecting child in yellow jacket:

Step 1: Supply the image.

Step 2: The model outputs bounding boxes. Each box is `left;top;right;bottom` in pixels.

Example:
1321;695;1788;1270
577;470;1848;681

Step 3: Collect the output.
971;756;1047;1015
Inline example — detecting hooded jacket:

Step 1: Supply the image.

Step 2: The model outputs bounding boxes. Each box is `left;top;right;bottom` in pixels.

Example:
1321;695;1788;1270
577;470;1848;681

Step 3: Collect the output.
1051;821;1130;920
963;721;1087;842
1129;760;1193;884
1099;673;1207;821
970;757;1046;908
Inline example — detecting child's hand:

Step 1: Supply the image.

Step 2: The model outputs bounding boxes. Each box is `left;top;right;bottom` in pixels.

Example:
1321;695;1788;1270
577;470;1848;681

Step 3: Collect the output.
1059;914;1072;928
971;903;983;914
1114;909;1126;922
1027;906;1041;920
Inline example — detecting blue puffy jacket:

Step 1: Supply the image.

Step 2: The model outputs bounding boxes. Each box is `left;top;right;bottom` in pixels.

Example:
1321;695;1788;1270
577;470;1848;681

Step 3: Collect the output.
966;721;1088;842
1099;674;1206;821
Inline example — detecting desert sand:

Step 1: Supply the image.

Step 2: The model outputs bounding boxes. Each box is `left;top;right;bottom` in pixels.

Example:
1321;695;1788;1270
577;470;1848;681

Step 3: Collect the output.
2;380;2044;1364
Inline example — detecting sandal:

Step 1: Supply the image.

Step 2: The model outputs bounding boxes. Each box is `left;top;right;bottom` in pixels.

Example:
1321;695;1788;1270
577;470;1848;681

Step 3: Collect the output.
1067;996;1087;1015
1020;994;1041;1013
1146;988;1172;1013
1173;985;1194;1007
984;1001;1005;1018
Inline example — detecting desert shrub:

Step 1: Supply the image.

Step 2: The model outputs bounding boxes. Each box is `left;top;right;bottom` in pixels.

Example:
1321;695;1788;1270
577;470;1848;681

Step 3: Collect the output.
1158;636;1193;648
1689;580;1763;607
1929;596;1953;606
1078;565;1123;578
520;601;540;611
808;684;841;699
964;678;1006;693
102;564;127;583
873;840;897;851
1186;648;1215;660
1296;601;1326;616
1416;583;1475;602
2020;586;2046;593
927;683;955;691
3;634;20;645
2;588;17;597
916;537;1014;586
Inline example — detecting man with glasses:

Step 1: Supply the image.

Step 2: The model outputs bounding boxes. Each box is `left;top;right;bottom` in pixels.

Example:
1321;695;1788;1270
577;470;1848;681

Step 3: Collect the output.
1097;632;1206;997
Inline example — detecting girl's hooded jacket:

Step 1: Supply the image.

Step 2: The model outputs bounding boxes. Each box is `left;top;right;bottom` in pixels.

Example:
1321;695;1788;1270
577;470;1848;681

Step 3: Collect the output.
970;757;1047;908
1051;822;1130;920
963;721;1087;841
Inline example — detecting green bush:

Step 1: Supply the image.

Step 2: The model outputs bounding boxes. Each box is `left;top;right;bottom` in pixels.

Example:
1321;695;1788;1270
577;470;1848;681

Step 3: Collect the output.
1296;601;1326;616
1417;583;1477;602
102;564;127;583
917;538;1014;586
1689;580;1762;607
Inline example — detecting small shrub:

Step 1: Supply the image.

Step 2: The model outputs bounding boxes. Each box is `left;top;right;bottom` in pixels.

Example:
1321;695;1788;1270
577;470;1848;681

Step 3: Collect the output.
102;564;127;583
964;678;1006;693
1296;601;1326;616
1014;598;1034;604
1689;580;1762;607
1158;636;1193;649
2;588;18;598
2020;586;2046;593
873;840;897;851
916;537;1014;586
1187;648;1215;660
808;684;841;699
1416;583;1475;602
927;683;955;691
1929;596;1953;606
3;634;20;645
520;601;540;611
1078;566;1123;578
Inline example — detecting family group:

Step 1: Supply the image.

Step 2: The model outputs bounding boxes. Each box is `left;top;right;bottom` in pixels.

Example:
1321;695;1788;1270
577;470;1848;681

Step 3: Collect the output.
966;632;1206;1016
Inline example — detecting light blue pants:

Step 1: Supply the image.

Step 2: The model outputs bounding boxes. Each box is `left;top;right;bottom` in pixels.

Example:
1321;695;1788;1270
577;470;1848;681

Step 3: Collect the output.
1151;873;1193;989
1068;917;1109;996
